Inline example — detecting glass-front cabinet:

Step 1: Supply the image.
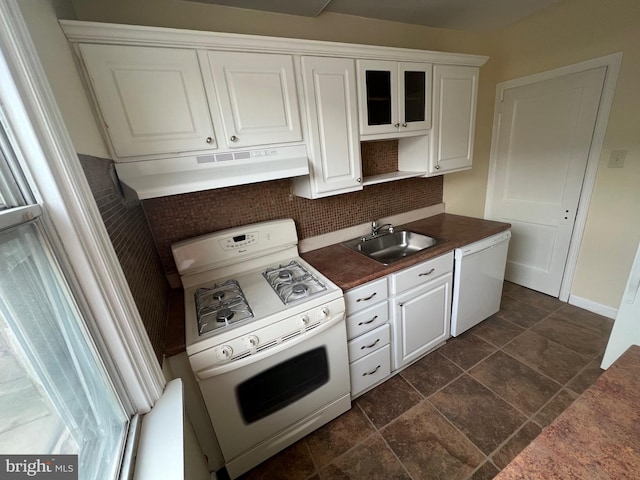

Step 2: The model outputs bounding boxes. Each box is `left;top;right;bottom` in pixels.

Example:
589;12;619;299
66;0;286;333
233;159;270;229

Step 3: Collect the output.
356;60;432;138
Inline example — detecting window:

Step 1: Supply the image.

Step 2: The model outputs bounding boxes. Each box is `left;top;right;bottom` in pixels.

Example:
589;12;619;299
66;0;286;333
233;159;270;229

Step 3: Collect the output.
0;4;166;479
0;122;129;478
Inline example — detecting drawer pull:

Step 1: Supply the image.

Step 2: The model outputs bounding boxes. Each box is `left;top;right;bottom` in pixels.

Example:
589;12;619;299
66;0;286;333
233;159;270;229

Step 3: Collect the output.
360;338;380;350
418;268;436;277
357;292;377;302
362;365;381;376
358;315;378;326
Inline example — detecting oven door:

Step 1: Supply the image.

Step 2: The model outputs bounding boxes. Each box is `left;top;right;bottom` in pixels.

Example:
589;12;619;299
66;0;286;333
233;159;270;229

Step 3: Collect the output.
193;313;350;461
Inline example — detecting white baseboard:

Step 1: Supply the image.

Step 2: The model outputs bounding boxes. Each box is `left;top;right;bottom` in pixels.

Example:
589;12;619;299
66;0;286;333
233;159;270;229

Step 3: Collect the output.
568;295;617;319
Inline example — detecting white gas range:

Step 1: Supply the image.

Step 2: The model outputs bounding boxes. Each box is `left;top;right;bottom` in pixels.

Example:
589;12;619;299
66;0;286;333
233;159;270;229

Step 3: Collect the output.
172;219;351;479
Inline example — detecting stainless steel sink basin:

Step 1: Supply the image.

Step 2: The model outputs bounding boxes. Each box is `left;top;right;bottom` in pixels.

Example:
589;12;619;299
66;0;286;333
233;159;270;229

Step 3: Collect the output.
343;230;438;264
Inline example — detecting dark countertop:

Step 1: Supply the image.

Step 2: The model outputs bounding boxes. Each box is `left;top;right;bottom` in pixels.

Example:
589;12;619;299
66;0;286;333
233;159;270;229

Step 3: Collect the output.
301;213;511;291
494;345;640;480
163;213;510;356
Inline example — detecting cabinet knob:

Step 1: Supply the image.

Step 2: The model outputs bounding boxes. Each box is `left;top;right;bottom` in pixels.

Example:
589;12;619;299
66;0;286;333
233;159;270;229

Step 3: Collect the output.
357;177;362;183
205;136;213;144
402;123;407;128
394;123;400;128
230;135;238;142
435;164;440;170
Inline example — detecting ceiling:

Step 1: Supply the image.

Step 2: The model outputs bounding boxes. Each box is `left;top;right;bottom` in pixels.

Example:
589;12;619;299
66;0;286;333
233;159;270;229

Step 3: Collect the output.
184;0;561;32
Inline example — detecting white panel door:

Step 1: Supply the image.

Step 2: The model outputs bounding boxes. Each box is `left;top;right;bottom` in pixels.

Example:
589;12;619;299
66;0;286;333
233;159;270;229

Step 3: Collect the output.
429;65;478;174
301;56;362;196
486;67;606;296
79;44;215;158
206;51;302;149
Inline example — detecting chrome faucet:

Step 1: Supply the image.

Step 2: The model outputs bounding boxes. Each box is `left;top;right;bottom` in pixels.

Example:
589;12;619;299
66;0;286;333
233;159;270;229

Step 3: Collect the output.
371;220;394;237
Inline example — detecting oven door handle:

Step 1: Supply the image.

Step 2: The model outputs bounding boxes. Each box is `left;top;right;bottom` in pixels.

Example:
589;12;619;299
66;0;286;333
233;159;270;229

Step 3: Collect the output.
194;312;346;379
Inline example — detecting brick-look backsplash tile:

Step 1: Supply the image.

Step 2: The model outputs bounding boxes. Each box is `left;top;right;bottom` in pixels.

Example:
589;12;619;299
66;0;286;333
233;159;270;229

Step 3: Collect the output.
78;154;170;363
142;140;443;275
361;140;399;177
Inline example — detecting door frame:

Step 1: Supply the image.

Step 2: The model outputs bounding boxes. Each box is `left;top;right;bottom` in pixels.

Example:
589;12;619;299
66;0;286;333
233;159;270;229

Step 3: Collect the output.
485;53;622;302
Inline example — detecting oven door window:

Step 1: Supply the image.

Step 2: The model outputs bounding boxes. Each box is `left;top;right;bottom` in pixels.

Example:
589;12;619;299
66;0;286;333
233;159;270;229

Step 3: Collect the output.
237;347;329;424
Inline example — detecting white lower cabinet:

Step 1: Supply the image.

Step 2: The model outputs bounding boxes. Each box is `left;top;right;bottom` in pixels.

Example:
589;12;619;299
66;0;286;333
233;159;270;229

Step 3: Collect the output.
390;252;453;371
344;253;454;396
344;278;390;398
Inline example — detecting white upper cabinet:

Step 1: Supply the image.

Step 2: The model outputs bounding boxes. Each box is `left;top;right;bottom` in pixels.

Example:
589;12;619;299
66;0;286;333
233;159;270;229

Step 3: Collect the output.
429;65;479;175
293;56;362;198
204;51;303;149
63;20;488;195
356;60;432;139
79;44;216;158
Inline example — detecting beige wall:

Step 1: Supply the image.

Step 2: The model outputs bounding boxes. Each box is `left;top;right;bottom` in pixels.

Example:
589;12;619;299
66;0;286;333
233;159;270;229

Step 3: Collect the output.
69;0;489;53
482;0;640;309
17;0;109;158
22;0;639;310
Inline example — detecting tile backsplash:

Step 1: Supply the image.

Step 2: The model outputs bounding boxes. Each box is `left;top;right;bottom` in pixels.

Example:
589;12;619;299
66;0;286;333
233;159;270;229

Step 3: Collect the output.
79;154;170;362
142;140;443;275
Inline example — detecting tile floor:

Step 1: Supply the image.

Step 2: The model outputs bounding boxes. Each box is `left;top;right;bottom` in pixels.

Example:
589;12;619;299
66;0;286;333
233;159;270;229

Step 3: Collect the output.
237;283;614;480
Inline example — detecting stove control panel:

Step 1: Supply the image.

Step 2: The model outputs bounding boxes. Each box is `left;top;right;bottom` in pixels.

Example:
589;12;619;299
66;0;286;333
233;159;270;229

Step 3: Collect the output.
172;219;298;276
219;232;258;251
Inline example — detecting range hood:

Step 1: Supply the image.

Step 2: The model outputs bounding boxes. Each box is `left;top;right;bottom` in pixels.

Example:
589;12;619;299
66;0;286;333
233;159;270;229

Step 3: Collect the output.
114;144;309;199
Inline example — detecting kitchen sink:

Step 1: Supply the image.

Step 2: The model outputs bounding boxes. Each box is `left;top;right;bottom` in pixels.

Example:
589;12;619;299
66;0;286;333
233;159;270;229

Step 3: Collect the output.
342;230;438;265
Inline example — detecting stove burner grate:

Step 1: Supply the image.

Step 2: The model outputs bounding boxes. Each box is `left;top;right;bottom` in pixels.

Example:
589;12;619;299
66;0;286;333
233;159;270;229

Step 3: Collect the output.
195;279;253;334
263;260;327;305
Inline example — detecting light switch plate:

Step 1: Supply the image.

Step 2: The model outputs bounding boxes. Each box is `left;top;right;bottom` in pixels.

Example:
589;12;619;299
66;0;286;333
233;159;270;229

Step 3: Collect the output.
608;150;627;168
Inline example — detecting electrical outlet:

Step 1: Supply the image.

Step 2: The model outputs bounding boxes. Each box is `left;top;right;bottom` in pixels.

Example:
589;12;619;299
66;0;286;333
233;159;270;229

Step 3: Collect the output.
608;150;627;168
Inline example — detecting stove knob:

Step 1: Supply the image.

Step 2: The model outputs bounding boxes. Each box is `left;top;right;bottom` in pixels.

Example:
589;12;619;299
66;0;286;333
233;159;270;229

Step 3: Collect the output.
216;345;233;360
300;315;310;326
246;335;259;348
320;307;330;318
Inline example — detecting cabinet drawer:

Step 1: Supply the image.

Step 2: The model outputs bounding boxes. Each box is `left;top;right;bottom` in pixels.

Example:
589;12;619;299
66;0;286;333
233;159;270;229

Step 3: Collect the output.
345;277;388;314
390;251;453;294
350;345;391;397
348;323;390;363
345;301;389;340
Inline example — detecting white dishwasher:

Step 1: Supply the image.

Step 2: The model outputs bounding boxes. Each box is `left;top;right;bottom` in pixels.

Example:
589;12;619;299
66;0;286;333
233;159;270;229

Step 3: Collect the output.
451;230;511;336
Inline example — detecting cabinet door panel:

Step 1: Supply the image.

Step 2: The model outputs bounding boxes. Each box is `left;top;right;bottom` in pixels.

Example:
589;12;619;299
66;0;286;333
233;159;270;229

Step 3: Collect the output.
365;70;393;126
356;60;398;136
301;57;362;196
399;62;432;132
207;52;302;148
430;65;478;174
80;44;215;158
393;273;451;370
